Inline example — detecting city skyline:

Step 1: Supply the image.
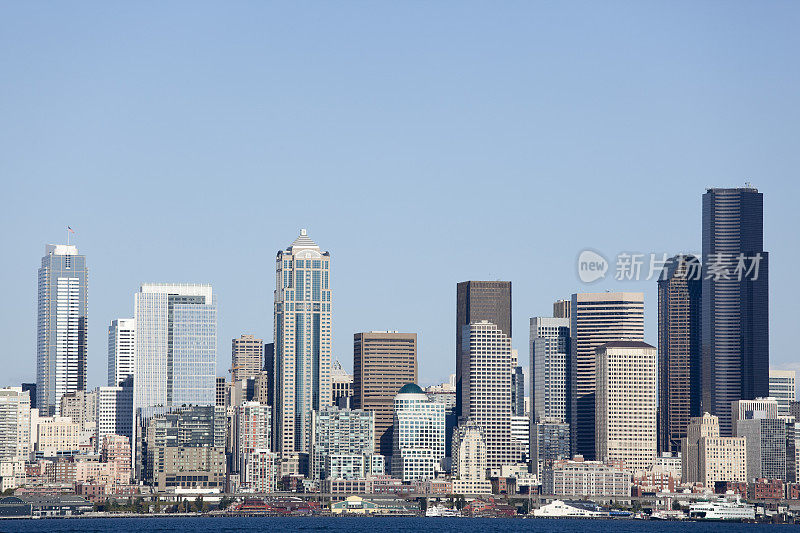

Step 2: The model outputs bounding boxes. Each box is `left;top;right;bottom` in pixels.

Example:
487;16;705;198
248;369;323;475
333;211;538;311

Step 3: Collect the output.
2;3;798;391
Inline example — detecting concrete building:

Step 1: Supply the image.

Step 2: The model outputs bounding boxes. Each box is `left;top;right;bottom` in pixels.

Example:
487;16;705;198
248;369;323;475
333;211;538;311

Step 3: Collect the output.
37;244;88;416
235;402;272;478
733;398;786;481
511;415;529;460
274;230;332;473
311;406;374;480
701;187;770;436
595;341;657;472
391;384;445;481
101;434;132;483
570;292;644;460
331;360;353;408
682;413;747;486
456;281;511;420
769;370;796;419
107;318;135;387
231;334;263;383
156;446;225;492
243;448;278;493
353;331;417;457
95;381;133;454
451;420;492;494
35;416;78;457
658;255;701;454
553;299;571;319
0;387;31;461
548;457;632;498
460;321;516;469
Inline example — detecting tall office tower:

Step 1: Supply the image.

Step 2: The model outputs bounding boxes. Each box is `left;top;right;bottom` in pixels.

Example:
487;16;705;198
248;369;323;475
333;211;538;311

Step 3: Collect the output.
769;370;796;419
511;366;525;416
95;379;133;453
595;341;657;472
21;384;36;410
657;255;701;454
0;387;31;461
235;402;272;477
733;398;786;481
531;419;570;478
37;244;88;415
553;299;571;319
702;186;769;436
133;283;217;413
456;281;511;419
460;321;515;469
310;406;374;480
682;413;747;485
391;384;446;481
108;318;136;387
231;334;264;383
274;230;332;471
331;360;353;408
530;317;570;424
353;331;417;457
570;292;644;460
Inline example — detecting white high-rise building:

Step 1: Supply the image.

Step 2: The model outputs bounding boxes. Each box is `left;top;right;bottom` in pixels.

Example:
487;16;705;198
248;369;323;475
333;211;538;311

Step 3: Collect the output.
595;341;657;472
274;230;332;472
0;387;31;461
451;420;492;494
37;244;88;416
391;384;445;481
769;370;796;419
236;402;272;478
108;318;135;386
133;283;216;412
460;321;515;468
95;384;133;455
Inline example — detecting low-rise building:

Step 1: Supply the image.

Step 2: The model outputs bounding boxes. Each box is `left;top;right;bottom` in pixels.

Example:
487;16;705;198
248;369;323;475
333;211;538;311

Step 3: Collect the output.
547;456;631;498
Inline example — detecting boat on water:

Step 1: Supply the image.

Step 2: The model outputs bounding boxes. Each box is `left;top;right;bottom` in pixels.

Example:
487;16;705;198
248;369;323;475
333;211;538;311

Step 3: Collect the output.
650;510;686;520
688;498;755;521
425;505;462;517
532;500;604;518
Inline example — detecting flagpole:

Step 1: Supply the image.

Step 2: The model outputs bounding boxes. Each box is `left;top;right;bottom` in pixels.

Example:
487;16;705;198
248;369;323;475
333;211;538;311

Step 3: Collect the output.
67;226;70;245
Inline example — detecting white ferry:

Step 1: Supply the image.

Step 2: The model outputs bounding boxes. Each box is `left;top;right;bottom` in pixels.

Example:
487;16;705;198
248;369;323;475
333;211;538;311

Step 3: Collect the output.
425;505;462;517
532;500;604;518
688;498;755;521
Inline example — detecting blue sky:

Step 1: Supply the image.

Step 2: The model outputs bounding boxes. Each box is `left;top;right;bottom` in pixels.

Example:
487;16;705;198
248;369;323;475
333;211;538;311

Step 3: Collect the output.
1;2;798;389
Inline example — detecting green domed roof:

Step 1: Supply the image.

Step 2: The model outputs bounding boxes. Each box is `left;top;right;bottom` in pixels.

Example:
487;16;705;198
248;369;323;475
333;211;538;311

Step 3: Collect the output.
398;383;424;394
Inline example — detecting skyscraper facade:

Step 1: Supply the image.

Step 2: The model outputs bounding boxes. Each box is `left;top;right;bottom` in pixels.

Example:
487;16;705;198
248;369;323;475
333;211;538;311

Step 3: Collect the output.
769;369;796;419
530;317;570;424
133;283;217;412
701;186;769;436
657;255;701;454
456;281;511;419
570;292;644;460
353;331;417;457
274;230;332;470
391;384;445;481
595;341;657;472
37;244;88;415
231;334;264;383
460;321;515;469
310;406;374;480
108;318;135;387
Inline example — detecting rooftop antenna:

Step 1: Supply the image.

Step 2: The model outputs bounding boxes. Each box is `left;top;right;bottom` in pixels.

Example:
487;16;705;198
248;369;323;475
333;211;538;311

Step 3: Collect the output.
744;180;754;189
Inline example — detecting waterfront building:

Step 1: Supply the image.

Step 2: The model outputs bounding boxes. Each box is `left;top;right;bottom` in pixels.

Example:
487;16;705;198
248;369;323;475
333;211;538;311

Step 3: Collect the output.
243;448;278;493
548;456;631;498
701;187;769;436
570;292;644;460
235;402;272;477
353;331;417;457
391;384;445;481
682;413;747;486
274;230;332;473
657;255;701;454
310;406;374;480
595;341;657;472
37;244;88;416
107;318;135;387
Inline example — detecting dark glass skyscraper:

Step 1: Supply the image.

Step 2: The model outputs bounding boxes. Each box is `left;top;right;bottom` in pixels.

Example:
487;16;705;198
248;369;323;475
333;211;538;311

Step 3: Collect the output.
657;254;701;454
455;281;511;418
701;186;769;436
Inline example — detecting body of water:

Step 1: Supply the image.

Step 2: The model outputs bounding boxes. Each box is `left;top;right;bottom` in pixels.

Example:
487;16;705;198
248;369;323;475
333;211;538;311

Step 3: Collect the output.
0;516;778;533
